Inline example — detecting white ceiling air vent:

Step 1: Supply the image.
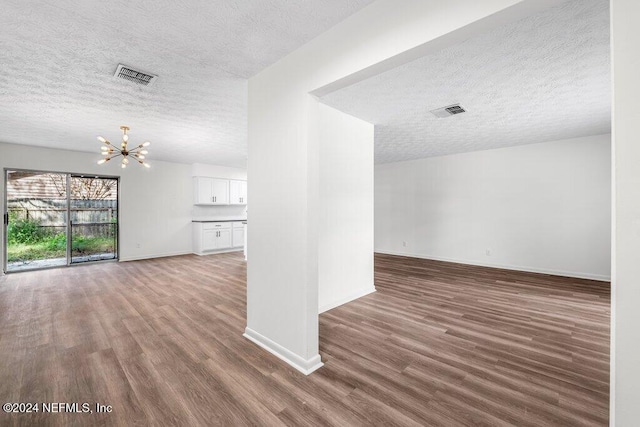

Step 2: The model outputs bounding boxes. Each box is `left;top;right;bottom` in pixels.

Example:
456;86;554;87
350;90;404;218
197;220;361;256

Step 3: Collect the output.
430;104;466;118
114;64;158;86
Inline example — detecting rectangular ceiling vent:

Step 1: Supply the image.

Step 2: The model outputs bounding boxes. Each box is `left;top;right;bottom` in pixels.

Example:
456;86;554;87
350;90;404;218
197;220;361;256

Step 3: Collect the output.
430;104;466;118
114;64;158;86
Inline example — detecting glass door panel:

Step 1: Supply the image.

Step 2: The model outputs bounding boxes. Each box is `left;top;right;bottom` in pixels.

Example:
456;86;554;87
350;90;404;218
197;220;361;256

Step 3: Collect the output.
4;170;68;272
69;176;118;264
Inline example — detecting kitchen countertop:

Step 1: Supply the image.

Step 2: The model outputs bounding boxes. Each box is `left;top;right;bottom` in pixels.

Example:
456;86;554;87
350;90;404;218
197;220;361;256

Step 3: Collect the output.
192;218;247;223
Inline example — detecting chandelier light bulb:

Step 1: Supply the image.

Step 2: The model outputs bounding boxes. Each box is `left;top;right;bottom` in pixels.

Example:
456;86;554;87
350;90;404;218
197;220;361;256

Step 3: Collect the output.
140;150;148;155
142;141;151;147
97;136;106;143
123;134;129;142
97;159;106;165
144;163;150;168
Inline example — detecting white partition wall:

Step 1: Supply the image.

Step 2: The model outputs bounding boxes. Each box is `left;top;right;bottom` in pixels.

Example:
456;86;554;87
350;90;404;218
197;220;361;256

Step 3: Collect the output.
245;0;557;375
244;90;325;374
611;0;640;424
318;104;375;313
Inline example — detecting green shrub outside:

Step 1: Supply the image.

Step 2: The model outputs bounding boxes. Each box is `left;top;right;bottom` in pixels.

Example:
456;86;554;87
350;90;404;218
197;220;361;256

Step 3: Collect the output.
7;217;48;244
6;216;116;262
45;232;67;251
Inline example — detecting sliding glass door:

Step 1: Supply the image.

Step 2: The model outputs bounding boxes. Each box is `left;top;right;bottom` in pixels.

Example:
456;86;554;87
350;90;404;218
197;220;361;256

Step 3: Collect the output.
4;170;68;271
70;175;118;264
3;169;119;273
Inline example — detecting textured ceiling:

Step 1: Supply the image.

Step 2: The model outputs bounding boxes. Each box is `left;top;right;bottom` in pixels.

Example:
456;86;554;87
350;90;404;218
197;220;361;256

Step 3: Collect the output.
0;0;375;168
321;0;611;164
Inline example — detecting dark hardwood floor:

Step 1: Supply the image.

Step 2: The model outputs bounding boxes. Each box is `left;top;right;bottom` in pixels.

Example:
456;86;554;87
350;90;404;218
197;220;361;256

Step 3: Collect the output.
0;252;609;426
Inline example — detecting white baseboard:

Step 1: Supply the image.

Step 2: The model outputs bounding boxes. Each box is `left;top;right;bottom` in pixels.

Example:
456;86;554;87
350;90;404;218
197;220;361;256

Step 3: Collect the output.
375;250;611;282
319;286;376;314
119;250;193;262
193;248;244;256
243;327;324;375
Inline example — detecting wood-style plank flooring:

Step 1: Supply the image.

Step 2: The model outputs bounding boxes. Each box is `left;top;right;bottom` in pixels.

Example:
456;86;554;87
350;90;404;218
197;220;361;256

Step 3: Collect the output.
0;252;609;426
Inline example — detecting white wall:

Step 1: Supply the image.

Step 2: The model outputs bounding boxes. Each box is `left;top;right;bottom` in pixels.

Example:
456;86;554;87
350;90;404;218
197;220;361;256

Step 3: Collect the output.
0;142;194;265
318;104;375;313
611;0;640;424
192;163;246;180
246;0;556;375
375;134;611;281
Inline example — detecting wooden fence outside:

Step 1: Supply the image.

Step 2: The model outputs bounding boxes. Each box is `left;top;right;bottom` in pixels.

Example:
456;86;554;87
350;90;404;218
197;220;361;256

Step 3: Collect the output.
8;199;117;238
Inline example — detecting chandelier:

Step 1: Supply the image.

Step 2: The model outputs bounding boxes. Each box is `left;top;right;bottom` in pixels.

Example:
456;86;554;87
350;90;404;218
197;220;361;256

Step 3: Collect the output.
97;126;150;168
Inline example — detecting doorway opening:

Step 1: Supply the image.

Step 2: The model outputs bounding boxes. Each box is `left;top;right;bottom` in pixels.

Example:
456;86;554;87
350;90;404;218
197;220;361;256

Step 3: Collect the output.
3;169;119;273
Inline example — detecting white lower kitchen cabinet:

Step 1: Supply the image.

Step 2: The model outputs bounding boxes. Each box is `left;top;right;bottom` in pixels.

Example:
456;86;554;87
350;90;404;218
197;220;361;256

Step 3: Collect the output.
193;221;245;255
193;222;230;255
202;228;217;249
232;221;245;247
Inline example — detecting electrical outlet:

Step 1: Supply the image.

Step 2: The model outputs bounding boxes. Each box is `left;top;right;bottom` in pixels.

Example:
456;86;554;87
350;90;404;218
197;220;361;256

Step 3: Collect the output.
402;241;407;247
486;249;491;256
136;243;141;249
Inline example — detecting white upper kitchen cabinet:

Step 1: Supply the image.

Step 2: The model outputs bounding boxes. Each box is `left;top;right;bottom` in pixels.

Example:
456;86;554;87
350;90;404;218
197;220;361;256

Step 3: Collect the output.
194;177;230;205
229;180;247;205
195;177;213;205
211;178;230;204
